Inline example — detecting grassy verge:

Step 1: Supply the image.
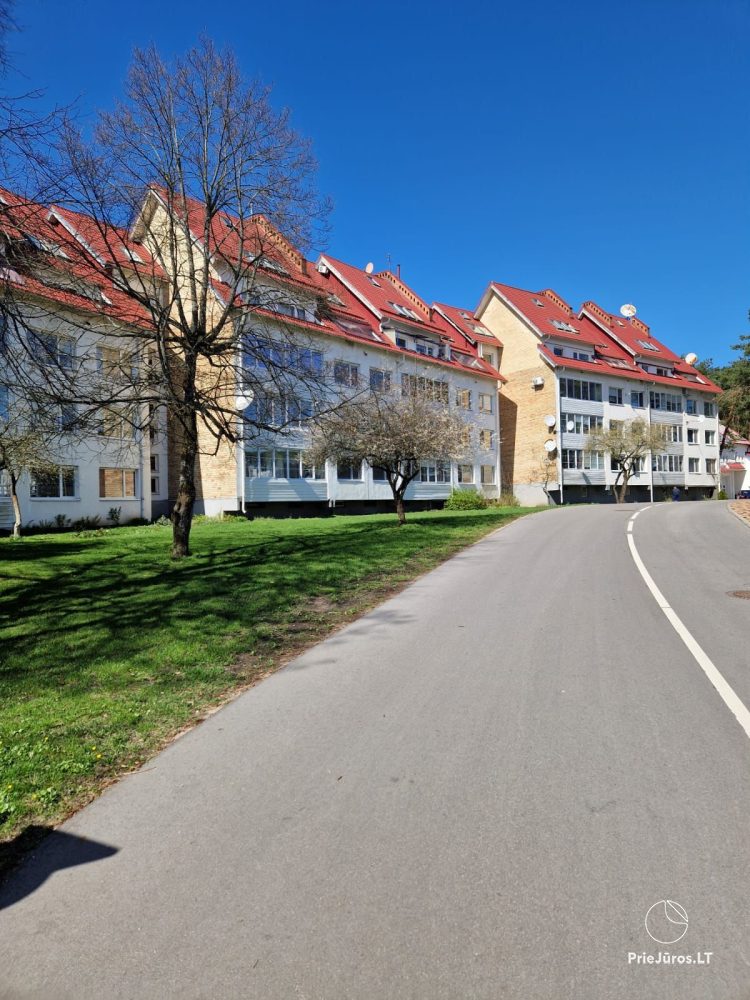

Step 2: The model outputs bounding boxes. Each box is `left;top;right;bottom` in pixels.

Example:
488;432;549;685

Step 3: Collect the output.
0;506;538;867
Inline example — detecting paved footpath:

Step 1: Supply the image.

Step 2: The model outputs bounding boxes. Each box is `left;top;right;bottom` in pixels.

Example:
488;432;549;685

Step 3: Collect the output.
2;503;750;999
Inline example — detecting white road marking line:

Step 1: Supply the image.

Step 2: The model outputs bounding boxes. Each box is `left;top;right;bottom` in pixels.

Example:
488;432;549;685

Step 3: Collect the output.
627;508;750;741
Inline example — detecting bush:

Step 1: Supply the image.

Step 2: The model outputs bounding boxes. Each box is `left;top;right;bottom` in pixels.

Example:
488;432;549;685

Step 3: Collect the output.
53;514;70;530
443;489;488;510
108;506;122;526
496;491;520;507
718;489;728;500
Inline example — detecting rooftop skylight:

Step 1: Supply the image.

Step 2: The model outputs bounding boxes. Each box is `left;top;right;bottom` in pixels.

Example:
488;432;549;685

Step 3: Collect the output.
637;338;660;352
531;297;544;307
551;319;578;334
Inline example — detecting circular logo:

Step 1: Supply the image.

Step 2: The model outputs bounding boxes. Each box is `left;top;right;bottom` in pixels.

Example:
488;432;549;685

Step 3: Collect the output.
645;900;688;944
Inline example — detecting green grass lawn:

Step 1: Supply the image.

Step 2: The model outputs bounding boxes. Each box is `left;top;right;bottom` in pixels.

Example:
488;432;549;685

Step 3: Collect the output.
0;506;537;864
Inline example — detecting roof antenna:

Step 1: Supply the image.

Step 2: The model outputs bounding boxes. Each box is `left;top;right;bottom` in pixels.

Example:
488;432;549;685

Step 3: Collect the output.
386;252;392;273
397;263;401;279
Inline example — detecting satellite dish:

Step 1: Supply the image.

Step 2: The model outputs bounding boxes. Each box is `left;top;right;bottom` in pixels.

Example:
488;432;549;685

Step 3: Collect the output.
544;439;557;453
620;304;637;319
544;414;556;428
235;391;254;411
365;262;375;274
685;352;698;366
566;420;575;432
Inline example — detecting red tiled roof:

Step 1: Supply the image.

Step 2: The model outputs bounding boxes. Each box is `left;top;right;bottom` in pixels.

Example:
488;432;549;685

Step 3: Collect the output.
432;302;500;347
0;190;152;328
486;280;721;395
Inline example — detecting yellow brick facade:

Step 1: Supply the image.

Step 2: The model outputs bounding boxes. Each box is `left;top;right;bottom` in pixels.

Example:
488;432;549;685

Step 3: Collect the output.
478;294;558;502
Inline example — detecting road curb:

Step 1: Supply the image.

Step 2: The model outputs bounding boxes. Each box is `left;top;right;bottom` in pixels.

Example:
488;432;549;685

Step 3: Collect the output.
728;500;750;531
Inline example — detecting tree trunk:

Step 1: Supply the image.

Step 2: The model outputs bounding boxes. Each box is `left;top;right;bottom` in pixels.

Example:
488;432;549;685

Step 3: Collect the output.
10;473;22;539
171;432;197;559
395;495;406;526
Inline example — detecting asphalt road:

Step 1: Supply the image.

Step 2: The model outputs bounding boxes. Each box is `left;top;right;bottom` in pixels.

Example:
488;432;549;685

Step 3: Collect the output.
2;502;750;1000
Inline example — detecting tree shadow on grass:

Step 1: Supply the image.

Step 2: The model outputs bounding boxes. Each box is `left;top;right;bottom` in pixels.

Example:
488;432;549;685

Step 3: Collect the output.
0;825;118;908
0;513;516;694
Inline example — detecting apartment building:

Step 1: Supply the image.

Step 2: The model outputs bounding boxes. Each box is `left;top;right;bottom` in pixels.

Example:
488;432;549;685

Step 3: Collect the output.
474;284;722;505
1;188;502;528
0;192;159;532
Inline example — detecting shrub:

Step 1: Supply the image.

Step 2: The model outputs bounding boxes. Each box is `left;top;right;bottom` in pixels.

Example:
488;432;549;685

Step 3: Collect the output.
443;489;488;510
496;491;520;507
718;489;728;500
71;516;102;531
108;506;122;526
53;514;70;530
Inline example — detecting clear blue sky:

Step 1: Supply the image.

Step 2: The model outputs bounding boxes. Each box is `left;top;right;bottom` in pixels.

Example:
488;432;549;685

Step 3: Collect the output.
5;0;749;364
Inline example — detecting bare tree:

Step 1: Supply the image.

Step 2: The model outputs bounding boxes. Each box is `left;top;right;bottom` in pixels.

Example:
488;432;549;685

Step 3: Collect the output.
7;38;331;557
306;387;470;525
589;418;666;503
0;391;70;538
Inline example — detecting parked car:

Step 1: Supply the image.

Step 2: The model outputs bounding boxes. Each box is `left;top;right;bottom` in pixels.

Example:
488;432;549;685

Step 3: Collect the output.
737;489;750;499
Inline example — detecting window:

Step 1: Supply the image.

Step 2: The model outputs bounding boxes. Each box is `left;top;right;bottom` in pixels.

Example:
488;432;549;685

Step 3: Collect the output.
372;465;388;482
419;462;450;483
337;460;361;481
388;301;420;321
559;378;602;402
479;429;494;450
369;368;391;392
608;387;623;405
572;351;591;362
561;450;605;470
245;450;274;478
637;339;660;352
0;384;7;421
96;345;126;379
483;351;496;368
704;430;715;445
688;457;700;473
553;347;563;357
630;390;644;408
33;332;74;370
396;336;407;349
99;468;137;498
649;391;682;412
664;424;683;443
706;458;717;475
652;454;683;473
99;406;135;439
30;466;77;498
478;393;494;413
481;465;496;485
704;401;716;417
457;464;474;484
401;374;449;403
301;457;326;480
560;412;603;435
0;470;10;497
685;398;698;415
611;455;645;473
687;428;698;444
551;319;578;333
456;388;472;410
334;361;359;387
